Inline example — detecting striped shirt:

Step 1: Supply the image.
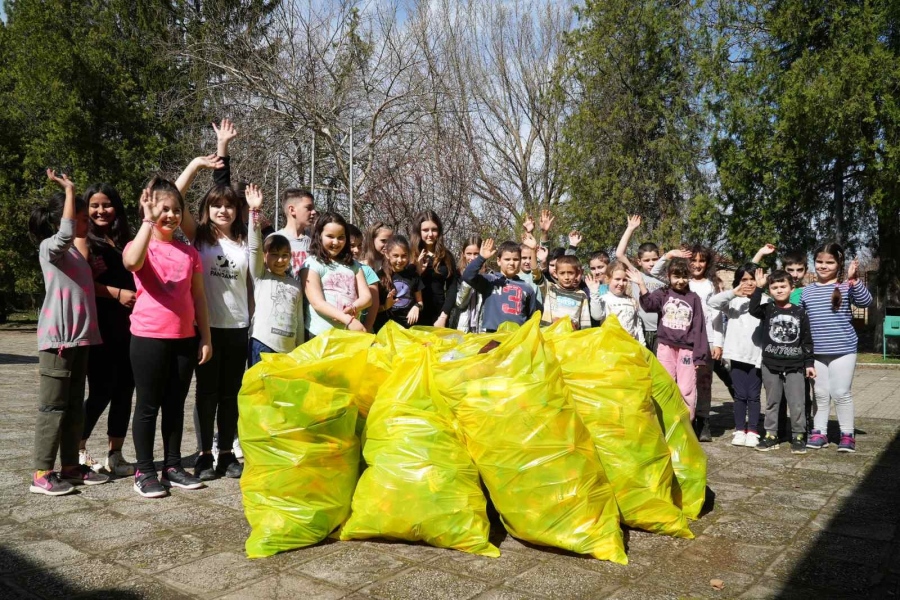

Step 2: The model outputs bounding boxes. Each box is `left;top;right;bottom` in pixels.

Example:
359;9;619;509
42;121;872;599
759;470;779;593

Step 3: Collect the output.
800;282;873;355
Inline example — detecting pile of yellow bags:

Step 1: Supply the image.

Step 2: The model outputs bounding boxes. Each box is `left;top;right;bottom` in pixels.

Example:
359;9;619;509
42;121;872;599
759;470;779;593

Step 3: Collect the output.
238;313;707;562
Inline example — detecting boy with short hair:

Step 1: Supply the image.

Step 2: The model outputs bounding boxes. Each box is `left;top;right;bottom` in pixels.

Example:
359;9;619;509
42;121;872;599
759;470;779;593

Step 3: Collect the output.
782;250;808;305
462;239;537;333
535;255;592;330
615;215;666;351
748;268;815;454
276;188;317;279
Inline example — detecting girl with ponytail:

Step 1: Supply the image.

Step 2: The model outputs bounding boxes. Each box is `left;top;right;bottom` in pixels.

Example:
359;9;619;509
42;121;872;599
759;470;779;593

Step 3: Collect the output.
801;242;873;452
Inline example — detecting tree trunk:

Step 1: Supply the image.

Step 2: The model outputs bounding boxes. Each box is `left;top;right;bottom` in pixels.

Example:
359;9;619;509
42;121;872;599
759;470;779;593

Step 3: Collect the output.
833;156;845;244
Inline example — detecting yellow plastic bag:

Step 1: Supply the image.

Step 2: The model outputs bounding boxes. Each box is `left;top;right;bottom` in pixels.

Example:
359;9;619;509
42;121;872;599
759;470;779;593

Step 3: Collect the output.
434;316;627;563
239;353;361;558
641;347;708;520
546;315;692;538
340;350;499;557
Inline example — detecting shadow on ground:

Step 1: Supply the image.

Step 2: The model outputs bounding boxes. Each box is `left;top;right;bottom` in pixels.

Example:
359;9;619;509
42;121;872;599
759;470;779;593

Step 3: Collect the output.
0;545;142;599
0;353;38;365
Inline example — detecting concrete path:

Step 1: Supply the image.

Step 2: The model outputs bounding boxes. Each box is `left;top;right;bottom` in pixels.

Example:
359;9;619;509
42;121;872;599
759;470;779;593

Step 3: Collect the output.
1;329;898;599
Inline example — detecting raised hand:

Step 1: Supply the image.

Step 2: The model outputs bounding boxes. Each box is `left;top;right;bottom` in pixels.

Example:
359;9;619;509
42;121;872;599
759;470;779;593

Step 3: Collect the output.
537;245;548;265
626;215;641;230
758;243;776;256
584;273;601;293
521;231;537;249
416;249;433;273
540;210;555;233
46;169;75;191
212;118;238;145
480;238;496;260
568;230;583;247
193;153;225;171
625;267;643;285
140;187;166;223
754;267;767;288
667;248;692;259
245;183;263;210
523;214;535;234
847;259;859;281
383;288;396;310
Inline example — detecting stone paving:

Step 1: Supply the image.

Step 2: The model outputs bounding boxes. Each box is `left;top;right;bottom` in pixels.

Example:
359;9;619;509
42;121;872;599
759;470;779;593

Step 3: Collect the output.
1;328;899;599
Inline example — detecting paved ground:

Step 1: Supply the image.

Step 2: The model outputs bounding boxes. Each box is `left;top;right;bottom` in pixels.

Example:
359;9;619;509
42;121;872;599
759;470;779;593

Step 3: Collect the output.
1;328;899;599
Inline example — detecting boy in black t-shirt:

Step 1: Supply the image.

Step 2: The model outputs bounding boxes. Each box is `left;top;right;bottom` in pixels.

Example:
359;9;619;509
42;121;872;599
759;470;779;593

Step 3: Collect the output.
748;268;815;454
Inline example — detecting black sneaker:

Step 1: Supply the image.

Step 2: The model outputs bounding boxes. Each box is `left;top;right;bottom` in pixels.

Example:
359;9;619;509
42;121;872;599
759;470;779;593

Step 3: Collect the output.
133;470;167;498
697;417;712;443
215;453;243;479
791;434;807;455
160;466;204;490
756;433;780;452
194;454;217;481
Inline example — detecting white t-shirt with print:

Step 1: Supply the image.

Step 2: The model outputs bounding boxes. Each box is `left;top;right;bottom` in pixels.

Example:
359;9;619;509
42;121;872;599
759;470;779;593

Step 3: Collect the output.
197;236;250;329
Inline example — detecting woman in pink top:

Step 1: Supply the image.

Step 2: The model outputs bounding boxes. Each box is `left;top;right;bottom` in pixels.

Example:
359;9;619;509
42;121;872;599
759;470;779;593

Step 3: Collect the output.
123;178;212;498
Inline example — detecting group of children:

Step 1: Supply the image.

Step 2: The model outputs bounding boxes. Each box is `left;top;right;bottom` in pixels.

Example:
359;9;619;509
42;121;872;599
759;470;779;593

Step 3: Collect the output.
27;119;873;499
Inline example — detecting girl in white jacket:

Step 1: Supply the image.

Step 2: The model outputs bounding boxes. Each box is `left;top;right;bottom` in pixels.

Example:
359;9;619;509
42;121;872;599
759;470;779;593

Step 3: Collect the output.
708;262;766;448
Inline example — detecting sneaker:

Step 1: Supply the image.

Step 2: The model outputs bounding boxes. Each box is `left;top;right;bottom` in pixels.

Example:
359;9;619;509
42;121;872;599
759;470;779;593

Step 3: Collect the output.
215;453;243;479
756;433;780;452
161;466;204;490
791;434;807;454
133;470;167;498
194;453;217;481
744;431;760;448
837;433;856;453
807;430;829;449
79;449;101;473
698;418;712;443
105;450;135;477
233;437;243;460
731;430;747;446
60;464;109;486
30;471;75;496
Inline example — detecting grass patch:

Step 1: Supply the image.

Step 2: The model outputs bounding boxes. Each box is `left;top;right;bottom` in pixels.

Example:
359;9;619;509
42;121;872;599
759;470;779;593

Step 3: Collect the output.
857;352;900;365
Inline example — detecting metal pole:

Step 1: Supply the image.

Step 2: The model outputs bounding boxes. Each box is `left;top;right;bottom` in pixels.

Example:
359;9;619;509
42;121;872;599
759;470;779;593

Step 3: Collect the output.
349;125;354;224
275;154;280;230
310;135;316;194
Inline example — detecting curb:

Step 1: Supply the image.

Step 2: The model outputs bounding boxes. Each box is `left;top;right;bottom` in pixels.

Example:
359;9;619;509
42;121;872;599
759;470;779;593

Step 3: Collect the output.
857;363;900;370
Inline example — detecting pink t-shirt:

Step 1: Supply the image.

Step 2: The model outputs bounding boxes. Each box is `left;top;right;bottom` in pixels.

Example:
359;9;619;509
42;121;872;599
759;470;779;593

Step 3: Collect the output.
126;238;202;339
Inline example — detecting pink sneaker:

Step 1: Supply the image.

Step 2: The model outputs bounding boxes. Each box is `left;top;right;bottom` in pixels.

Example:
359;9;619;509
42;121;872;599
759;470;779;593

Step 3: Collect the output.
30;471;75;496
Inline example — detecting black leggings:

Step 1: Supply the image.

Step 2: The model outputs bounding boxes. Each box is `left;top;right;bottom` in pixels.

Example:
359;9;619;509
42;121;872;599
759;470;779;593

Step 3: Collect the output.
194;327;247;453
131;335;197;473
83;332;134;441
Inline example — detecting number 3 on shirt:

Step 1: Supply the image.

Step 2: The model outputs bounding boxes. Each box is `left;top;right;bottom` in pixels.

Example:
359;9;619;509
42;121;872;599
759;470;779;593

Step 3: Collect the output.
500;284;524;315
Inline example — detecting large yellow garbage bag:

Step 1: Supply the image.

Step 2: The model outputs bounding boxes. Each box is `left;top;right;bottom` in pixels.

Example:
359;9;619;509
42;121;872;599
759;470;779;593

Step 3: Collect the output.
433;316;627;563
339;350;499;557
239;353;361;558
641;347;708;520
375;320;460;357
546;316;692;538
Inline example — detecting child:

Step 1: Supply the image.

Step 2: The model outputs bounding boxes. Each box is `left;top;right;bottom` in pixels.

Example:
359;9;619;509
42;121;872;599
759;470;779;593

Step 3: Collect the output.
376;236;425;330
462;239;537;333
652;245;725;442
748;269;815;453
454;236;484;333
277;188;318;279
782;249;814;433
300;212;372;337
123;179;212;498
411;211;458;328
79;183;137;476
246;184;304;365
347;224;381;332
631;259;709;419
801;243;873;452
587;260;644;342
709;263;765;448
191;184;250;481
616;215;666;352
362;221;393;272
534;255;592;330
29;170;109;495
588;251;611;296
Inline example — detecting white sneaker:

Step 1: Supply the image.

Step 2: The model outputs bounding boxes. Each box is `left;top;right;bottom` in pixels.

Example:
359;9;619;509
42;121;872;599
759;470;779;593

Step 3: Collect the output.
105;450;135;477
233;437;243;460
731;430;747;446
744;431;760;448
79;449;102;472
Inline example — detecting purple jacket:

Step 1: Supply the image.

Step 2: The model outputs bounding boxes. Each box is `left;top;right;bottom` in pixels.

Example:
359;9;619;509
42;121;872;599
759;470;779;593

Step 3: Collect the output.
640;287;709;365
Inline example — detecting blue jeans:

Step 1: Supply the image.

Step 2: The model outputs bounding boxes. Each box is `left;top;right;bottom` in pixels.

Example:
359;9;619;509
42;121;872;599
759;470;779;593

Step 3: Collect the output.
249;338;277;367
